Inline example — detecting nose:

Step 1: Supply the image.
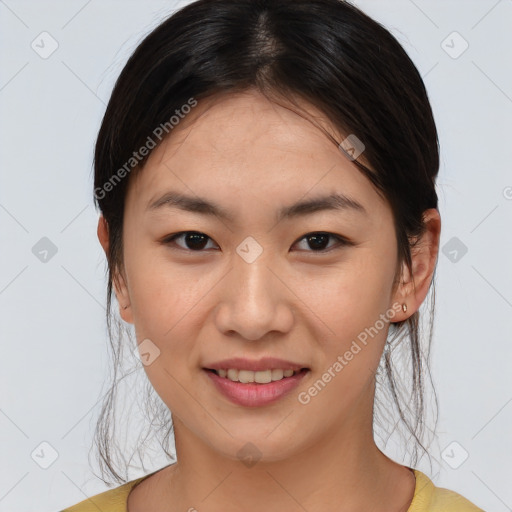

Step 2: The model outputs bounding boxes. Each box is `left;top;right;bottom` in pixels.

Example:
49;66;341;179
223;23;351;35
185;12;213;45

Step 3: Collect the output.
213;253;294;341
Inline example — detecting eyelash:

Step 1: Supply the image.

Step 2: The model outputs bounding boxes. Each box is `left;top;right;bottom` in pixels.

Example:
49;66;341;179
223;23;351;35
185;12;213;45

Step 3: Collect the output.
161;231;353;254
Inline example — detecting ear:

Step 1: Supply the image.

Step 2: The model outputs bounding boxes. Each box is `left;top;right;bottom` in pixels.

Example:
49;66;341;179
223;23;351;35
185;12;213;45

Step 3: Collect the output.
97;215;133;323
391;208;441;321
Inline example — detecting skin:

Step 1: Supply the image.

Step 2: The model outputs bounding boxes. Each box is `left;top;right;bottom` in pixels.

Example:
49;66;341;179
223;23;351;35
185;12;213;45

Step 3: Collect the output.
97;88;441;512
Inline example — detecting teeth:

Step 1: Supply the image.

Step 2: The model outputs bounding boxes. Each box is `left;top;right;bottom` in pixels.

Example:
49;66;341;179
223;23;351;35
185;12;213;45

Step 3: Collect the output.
272;369;284;380
213;368;300;383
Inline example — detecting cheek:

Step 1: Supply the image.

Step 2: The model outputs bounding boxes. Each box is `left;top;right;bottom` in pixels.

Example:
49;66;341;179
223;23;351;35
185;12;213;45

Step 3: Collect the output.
123;242;223;375
298;251;396;340
294;260;395;418
124;253;209;410
125;240;208;331
293;252;397;409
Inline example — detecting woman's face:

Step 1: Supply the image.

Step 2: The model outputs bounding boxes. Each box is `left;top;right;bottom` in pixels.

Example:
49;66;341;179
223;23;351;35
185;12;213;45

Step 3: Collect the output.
112;89;407;462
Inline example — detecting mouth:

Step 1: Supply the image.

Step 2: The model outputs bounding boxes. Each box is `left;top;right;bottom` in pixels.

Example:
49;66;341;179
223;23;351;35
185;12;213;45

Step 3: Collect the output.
204;367;309;384
203;367;310;407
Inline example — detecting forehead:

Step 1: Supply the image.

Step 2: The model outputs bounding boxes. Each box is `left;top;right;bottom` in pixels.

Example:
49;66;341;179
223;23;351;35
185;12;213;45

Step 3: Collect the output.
125;89;388;222
155;89;343;164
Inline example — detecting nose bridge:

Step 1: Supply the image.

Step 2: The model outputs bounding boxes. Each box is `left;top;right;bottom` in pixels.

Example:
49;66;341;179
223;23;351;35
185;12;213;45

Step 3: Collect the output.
237;252;275;305
214;247;293;340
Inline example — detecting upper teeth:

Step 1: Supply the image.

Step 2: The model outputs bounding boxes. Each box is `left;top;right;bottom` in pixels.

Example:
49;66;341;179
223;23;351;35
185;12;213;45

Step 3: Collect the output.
215;368;298;383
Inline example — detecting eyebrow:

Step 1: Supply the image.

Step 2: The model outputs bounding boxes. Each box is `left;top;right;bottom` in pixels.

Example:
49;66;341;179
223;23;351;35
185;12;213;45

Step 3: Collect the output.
146;190;367;222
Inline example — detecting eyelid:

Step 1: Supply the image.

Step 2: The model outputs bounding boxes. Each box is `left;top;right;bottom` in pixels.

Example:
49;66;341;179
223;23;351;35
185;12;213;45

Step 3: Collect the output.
162;231;353;253
162;231;219;251
291;232;353;253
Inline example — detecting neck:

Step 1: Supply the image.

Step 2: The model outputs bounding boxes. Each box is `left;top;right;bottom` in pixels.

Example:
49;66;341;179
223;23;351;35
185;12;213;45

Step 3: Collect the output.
131;395;416;512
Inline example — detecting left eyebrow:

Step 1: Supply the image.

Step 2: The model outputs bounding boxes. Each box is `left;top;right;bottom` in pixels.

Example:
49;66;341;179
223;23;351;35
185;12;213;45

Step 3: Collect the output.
277;193;367;221
145;191;367;222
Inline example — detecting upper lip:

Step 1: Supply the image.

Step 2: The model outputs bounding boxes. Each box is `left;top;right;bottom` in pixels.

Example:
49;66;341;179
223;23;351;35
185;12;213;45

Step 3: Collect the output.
204;357;309;372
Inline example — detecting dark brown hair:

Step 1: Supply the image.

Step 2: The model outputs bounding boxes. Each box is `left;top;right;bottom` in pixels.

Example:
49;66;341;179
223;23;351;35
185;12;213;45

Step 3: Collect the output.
92;0;439;484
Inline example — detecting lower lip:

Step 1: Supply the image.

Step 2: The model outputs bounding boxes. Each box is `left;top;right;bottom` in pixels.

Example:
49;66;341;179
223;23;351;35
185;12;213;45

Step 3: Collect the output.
204;369;309;407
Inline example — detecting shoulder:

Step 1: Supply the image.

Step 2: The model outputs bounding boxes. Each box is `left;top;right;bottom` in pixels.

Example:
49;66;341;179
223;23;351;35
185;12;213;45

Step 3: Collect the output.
409;469;486;512
58;476;147;512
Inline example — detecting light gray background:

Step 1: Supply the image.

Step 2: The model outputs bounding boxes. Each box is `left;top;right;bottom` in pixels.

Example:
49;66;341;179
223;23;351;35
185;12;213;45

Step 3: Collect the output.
1;1;511;511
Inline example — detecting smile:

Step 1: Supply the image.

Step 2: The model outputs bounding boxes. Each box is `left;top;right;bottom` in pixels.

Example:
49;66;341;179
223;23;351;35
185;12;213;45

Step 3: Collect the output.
210;368;303;383
204;368;309;407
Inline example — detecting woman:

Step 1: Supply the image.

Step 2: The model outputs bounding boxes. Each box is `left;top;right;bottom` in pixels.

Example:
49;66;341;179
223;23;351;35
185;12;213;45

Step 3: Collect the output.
61;0;484;510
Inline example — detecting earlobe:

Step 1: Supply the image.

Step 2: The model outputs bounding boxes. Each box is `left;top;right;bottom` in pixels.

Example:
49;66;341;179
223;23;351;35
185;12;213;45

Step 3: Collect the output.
392;208;441;321
97;216;133;323
391;261;414;322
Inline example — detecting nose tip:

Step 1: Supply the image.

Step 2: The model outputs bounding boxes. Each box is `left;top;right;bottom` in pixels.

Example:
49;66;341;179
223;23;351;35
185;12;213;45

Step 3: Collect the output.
217;304;294;341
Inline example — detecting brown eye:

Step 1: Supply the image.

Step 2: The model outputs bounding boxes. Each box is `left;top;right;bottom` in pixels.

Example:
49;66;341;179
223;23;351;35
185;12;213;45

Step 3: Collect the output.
164;231;217;251
293;232;351;252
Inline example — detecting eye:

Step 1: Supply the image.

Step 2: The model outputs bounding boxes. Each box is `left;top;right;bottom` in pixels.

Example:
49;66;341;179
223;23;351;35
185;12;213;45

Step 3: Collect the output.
163;231;218;251
162;231;352;253
292;232;351;253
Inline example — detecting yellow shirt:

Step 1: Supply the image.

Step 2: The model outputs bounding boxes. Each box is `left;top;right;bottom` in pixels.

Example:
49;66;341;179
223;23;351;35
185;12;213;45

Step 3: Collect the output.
60;468;485;511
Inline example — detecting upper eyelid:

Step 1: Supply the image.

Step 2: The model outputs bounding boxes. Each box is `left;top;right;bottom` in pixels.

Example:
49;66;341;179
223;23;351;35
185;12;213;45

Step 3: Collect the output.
165;231;351;251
